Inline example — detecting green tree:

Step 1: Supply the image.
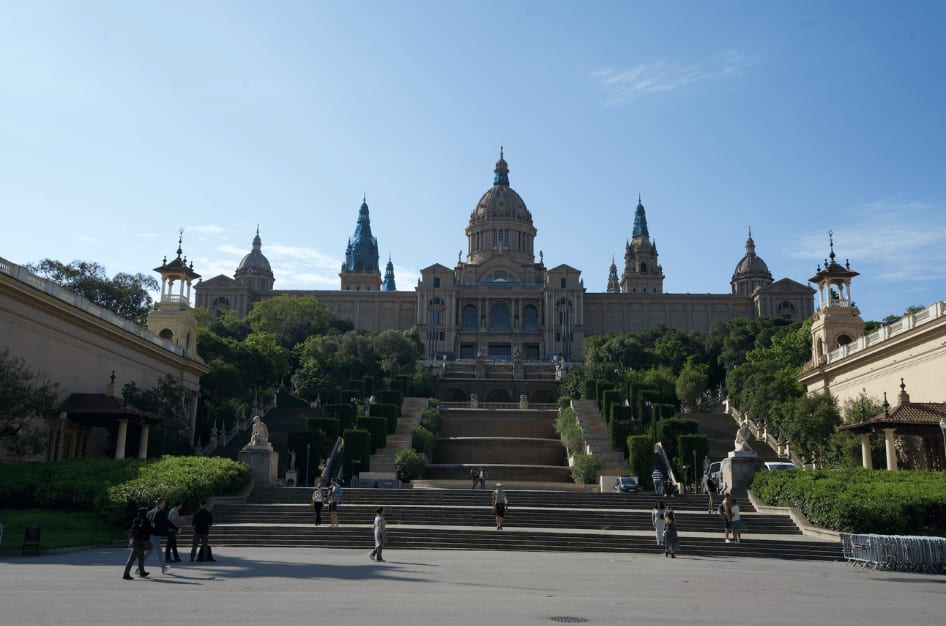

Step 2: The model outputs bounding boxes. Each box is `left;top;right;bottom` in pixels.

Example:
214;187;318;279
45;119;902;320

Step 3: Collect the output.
770;393;841;466
123;375;193;456
29;259;159;326
0;350;60;456
675;359;709;410
245;295;343;351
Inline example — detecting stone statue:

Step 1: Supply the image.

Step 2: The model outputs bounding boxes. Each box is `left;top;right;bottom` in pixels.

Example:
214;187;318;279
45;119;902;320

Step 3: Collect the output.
248;415;270;447
734;419;752;452
289;449;296;470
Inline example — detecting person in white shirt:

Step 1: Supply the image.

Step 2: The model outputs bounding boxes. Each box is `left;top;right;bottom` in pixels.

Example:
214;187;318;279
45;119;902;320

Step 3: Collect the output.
369;507;387;562
730;498;742;543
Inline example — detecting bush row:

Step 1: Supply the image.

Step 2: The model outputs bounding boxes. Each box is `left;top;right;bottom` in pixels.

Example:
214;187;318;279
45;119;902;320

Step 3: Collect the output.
751;468;946;535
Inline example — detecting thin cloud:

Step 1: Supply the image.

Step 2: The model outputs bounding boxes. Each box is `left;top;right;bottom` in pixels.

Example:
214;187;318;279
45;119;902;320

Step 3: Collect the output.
787;199;946;284
187;225;227;235
593;50;753;106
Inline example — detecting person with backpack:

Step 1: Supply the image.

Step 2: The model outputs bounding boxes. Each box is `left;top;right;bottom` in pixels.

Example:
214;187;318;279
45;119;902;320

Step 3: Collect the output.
189;501;214;562
147;498;174;574
123;507;153;580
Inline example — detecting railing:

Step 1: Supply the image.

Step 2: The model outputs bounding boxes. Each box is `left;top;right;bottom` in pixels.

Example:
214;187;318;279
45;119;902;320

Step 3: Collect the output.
826;300;946;364
842;533;946;573
440;402;559;410
0;255;184;357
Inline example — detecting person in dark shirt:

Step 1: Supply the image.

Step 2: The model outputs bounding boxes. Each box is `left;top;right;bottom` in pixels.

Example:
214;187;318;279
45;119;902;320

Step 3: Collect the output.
190;501;215;562
123;507;153;580
148;497;175;574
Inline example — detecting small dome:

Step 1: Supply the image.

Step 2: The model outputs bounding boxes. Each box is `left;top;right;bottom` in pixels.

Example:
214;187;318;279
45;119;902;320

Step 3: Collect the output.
236;229;273;275
732;230;772;281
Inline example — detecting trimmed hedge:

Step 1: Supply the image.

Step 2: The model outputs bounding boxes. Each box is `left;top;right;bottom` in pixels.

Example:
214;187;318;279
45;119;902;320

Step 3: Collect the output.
656;418;698;466
359;416;388;454
420;407;444;434
324;404;356;431
380;389;404;407
581;379;596;400
411;425;434;459
308;417;340;441
751;468;946;535
609;419;635;458
369;403;400;434
628;435;655;488
342;428;371;478
601;389;621;422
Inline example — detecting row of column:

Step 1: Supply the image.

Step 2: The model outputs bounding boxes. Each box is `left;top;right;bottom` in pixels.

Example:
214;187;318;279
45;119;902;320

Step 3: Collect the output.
859;429;898;471
114;419;151;460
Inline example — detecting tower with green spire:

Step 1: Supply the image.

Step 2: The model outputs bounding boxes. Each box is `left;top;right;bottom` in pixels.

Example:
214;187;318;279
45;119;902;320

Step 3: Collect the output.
340;196;382;291
620;194;664;294
381;255;397;291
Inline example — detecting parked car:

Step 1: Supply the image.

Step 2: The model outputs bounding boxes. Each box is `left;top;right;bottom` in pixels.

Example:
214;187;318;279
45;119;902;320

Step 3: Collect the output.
763;461;798;471
707;461;722;488
612;476;640;493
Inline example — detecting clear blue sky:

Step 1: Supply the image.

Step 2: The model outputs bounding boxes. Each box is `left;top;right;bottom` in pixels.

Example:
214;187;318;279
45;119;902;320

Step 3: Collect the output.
3;1;945;323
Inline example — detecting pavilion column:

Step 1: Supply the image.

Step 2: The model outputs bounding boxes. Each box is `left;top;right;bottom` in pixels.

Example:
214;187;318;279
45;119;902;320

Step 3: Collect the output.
860;433;873;470
115;419;128;460
138;424;150;459
883;428;898;471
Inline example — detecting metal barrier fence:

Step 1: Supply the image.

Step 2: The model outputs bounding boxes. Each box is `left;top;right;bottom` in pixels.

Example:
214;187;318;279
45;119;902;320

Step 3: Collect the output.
841;533;946;574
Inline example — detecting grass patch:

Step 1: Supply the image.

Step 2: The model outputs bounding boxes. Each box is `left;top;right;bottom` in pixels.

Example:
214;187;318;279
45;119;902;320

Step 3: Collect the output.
0;509;124;550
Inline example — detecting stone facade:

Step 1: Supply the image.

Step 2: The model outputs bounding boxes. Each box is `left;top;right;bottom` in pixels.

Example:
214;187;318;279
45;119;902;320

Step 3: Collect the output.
195;151;814;359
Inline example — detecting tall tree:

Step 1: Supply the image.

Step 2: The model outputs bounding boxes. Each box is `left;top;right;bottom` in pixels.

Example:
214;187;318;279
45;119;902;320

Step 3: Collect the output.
28;259;159;326
0;349;60;456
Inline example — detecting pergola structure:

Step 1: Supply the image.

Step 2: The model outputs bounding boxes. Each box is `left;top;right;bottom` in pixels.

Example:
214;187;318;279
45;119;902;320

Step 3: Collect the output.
838;382;946;471
57;393;165;460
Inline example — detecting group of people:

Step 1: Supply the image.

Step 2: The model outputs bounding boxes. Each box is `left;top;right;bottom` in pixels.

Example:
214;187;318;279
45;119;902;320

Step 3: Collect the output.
123;498;214;580
470;467;487;490
309;477;343;526
649;491;744;559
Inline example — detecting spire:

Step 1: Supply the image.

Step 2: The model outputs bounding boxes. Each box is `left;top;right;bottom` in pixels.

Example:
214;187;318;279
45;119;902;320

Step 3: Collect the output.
344;196;380;273
607;256;620;293
493;147;509;186
176;228;184;259
745;227;756;255
632;195;649;239
381;254;397;291
252;226;262;252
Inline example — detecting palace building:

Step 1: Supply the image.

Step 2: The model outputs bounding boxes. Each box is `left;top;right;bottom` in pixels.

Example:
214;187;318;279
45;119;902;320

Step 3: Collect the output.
195;151;814;363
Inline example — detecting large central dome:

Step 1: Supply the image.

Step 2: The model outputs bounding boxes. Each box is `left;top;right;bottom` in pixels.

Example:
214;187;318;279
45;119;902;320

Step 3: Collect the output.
469;150;533;226
465;150;537;266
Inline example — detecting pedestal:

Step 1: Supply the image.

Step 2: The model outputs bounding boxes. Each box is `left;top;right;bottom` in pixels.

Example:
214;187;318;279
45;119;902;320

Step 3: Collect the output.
238;446;279;486
285;469;299;487
722;451;762;493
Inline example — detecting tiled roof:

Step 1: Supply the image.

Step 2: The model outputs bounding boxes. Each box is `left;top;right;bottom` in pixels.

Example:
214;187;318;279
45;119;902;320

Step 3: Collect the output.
839;402;946;431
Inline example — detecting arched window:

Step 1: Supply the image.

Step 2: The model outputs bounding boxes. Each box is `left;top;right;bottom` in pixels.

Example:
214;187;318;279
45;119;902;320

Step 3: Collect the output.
462;305;478;330
159;329;174;340
560;277;566;289
640;262;647;273
522;305;539;331
490;302;510;330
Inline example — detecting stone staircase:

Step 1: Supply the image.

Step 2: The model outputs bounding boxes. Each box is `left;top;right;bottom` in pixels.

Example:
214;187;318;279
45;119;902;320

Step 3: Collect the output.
180;487;842;561
367;398;427;474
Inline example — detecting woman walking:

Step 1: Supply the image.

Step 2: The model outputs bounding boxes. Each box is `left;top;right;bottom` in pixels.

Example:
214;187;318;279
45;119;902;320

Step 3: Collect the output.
651;500;666;546
311;486;324;526
663;507;679;558
491;482;508;530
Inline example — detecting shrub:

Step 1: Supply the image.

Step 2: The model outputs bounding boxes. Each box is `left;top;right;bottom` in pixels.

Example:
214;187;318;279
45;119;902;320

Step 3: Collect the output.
324;404;356;431
308;417;340;441
751;468;946;535
380;389;404;408
601;389;621;422
369;403;399;434
395;448;426;482
420;407;444;434
342;428;371;478
558;395;572;409
582;379;596;400
656;418;698;466
555;407;586;455
427;397;440;408
359;416;388;454
628;435;654;487
609;419;636;458
570;454;602;484
411;425;434;459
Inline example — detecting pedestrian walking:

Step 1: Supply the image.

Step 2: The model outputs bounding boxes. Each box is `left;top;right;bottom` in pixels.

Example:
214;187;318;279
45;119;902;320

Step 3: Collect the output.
311;486;324;526
471;467;478;489
328;477;342;527
478;467;487;490
369;507;387;562
123;507;153;580
491;482;508;530
147;497;173;574
651;500;666;546
165;501;183;563
730;497;742;544
651;468;663;495
721;493;733;543
189;501;215;562
663;507;679;558
703;474;715;514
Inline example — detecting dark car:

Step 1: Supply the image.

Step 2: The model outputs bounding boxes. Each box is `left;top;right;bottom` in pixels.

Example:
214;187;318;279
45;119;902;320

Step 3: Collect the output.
612;476;640;493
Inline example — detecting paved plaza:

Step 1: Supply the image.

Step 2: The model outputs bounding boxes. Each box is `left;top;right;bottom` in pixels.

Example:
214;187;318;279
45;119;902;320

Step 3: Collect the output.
1;546;942;625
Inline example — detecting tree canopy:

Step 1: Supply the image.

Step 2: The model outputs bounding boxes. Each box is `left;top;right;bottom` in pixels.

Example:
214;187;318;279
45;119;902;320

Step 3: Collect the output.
28;259;159;326
0;349;60;456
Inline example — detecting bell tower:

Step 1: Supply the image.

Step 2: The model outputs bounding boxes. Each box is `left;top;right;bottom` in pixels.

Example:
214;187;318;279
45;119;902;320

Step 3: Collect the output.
148;229;202;357
808;231;864;366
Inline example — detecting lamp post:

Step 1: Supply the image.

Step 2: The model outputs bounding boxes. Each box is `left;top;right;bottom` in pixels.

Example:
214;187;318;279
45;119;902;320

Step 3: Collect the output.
57;412;67;460
939;418;946;470
306;443;311;487
692;449;697;492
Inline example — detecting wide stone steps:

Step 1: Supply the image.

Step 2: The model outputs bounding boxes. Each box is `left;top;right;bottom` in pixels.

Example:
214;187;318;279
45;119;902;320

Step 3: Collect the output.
183;488;842;561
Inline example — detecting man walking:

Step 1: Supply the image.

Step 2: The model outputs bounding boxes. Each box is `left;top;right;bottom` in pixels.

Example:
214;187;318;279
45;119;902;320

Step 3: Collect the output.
369;507;387;562
190;501;214;561
147;498;173;574
478;467;487;490
721;493;734;543
165;501;183;563
652;468;664;496
328;478;342;527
